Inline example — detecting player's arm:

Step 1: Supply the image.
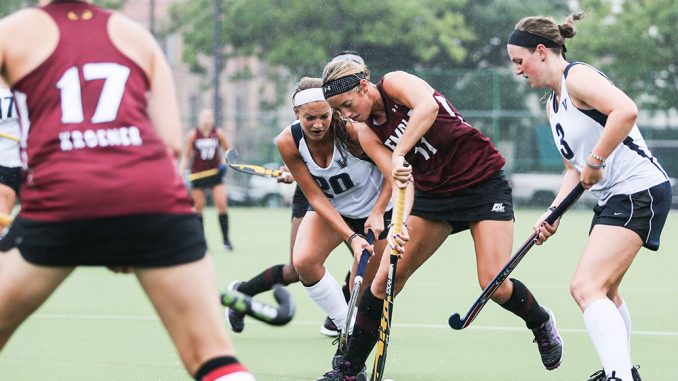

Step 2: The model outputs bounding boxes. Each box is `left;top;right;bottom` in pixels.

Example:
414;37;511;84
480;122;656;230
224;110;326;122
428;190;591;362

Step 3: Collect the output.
177;129;196;175
381;71;439;157
276;128;355;242
216;128;232;152
566;65;638;162
353;121;392;235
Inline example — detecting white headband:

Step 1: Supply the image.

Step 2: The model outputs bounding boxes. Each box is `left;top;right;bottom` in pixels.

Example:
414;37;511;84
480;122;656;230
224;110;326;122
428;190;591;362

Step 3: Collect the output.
293;88;325;107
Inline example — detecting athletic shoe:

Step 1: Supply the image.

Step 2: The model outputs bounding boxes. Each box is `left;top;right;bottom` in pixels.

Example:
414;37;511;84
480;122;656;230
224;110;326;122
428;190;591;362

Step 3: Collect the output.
320;316;340;337
313;359;367;381
226;280;245;333
531;306;563;370
587;366;641;381
223;240;234;251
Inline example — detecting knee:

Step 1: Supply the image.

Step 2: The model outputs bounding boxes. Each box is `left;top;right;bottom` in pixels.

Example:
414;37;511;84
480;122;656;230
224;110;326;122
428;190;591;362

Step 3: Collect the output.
292;255;319;284
569;277;605;309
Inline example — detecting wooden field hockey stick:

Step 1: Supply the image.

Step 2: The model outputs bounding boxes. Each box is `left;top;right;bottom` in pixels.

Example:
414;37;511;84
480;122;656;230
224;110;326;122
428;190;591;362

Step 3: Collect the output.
448;182;585;330
370;186;407;381
0;213;13;227
188;165;225;181
220;284;295;326
0;132;19;142
338;229;376;353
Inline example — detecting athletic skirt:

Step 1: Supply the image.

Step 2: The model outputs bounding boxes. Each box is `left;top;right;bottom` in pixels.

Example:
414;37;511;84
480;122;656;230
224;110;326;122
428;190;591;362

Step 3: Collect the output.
191;166;226;189
0;213;206;267
591;180;671;251
0;165;21;195
411;170;514;234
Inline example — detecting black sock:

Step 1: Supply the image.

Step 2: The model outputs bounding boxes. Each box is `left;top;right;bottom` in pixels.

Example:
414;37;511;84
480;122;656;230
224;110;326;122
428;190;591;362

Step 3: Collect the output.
218;213;230;243
237;264;289;296
342;269;351;302
194;356;246;380
344;286;383;369
500;278;549;329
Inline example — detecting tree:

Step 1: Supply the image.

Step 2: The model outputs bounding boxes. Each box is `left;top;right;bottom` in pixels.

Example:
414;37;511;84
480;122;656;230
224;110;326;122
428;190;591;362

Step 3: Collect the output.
573;0;678;109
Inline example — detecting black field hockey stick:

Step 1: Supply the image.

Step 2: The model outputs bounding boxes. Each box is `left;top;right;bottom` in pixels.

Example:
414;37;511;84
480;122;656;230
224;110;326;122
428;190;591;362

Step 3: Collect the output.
448;182;585;330
220;284;295;326
371;186;407;381
338;229;376;353
226;148;282;178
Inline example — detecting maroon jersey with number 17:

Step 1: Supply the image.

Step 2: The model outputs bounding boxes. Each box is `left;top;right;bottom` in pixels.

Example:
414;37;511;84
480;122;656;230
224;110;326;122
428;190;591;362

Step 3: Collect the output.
11;1;192;221
367;79;505;194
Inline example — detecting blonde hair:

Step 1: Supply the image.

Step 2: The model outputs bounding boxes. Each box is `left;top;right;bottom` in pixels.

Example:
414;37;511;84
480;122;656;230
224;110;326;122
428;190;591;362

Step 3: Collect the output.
321;60;371;90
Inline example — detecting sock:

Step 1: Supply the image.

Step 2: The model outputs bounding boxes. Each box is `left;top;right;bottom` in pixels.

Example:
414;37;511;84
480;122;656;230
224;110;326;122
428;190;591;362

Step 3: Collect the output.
303;270;348;329
499;278;549;329
237;264;290;296
617;300;633;364
218;213;230;244
342;269;351;302
344;287;383;369
194;356;254;381
584;298;633;381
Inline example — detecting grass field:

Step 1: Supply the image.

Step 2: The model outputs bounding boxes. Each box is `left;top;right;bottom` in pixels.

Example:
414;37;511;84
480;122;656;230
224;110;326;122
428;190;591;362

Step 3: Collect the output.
0;206;676;380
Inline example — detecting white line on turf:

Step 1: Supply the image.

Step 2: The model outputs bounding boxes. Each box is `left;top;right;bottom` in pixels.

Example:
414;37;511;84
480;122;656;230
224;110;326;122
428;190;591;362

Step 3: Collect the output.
32;314;678;337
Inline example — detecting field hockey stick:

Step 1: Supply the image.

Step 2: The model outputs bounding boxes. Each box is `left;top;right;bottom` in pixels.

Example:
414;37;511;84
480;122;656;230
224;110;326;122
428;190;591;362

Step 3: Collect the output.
0;213;13;227
338;229;376;353
371;186;407;381
188;165;225;181
448;182;585;330
220;284;295;326
0;132;19;142
225;148;281;178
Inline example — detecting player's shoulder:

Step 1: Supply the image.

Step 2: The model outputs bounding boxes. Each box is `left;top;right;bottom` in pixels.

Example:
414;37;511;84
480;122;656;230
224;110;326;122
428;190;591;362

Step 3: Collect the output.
0;8;49;33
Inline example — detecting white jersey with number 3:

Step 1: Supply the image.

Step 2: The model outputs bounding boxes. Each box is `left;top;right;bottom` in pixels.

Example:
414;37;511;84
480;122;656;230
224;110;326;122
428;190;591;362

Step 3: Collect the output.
0;87;21;168
292;121;388;219
548;62;667;204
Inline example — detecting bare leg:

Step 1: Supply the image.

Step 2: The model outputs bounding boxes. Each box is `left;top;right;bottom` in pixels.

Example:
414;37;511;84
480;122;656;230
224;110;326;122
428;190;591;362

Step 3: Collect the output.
0;249;73;350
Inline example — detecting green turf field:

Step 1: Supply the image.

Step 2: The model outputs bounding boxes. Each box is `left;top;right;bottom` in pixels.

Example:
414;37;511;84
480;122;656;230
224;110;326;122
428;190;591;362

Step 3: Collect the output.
0;207;676;380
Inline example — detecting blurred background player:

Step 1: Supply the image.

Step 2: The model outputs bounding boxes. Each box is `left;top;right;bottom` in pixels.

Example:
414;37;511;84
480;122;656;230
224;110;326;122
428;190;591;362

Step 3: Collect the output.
179;108;234;250
316;58;563;380
226;51;369;338
0;1;254;380
0;80;20;236
507;13;671;381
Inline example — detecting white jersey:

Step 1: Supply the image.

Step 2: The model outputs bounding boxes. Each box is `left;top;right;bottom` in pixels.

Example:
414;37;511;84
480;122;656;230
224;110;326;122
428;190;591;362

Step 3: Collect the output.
291;121;389;219
548;62;667;204
0;87;21;168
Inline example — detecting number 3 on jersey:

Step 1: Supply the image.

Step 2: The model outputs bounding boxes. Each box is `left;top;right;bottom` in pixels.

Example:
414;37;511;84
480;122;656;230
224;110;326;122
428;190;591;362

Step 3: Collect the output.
554;123;574;159
56;63;130;124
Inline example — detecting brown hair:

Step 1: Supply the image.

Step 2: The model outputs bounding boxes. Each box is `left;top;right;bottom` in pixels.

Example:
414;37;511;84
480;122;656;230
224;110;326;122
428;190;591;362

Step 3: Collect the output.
291;77;358;155
515;12;585;55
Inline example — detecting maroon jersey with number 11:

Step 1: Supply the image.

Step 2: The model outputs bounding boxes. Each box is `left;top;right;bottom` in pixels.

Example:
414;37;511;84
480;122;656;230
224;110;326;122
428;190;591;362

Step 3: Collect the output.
11;1;192;221
367;79;505;194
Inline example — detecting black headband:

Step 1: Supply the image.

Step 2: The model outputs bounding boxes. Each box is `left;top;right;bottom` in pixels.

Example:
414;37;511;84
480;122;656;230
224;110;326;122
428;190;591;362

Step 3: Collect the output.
323;73;365;99
508;29;566;52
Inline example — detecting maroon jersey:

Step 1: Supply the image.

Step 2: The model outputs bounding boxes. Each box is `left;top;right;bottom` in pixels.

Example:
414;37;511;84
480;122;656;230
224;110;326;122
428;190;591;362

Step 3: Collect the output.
368;79;505;193
190;128;222;173
11;2;192;221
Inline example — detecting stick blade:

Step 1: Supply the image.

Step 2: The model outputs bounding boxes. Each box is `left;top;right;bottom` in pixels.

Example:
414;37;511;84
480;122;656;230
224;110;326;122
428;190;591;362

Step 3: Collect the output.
448;313;466;330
